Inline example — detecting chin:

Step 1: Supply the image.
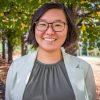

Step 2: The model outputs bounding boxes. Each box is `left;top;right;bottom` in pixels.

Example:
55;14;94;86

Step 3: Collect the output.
44;48;56;52
41;46;59;52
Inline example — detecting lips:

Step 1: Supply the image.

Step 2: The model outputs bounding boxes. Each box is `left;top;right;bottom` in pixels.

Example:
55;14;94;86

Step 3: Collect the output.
44;38;56;42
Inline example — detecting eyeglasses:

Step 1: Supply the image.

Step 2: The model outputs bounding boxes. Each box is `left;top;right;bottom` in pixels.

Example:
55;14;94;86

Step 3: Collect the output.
35;20;67;32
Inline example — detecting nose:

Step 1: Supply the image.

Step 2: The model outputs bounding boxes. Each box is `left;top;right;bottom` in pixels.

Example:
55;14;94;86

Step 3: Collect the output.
45;24;55;35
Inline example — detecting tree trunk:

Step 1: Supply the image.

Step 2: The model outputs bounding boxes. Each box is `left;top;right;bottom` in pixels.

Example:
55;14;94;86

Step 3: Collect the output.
21;36;27;56
8;40;13;64
2;35;6;59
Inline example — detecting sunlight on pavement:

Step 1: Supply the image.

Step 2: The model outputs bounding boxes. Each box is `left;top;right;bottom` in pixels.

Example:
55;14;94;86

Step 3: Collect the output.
78;56;100;100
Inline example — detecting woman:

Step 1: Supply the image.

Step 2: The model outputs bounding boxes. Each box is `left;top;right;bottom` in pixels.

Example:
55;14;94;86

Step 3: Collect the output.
5;2;96;100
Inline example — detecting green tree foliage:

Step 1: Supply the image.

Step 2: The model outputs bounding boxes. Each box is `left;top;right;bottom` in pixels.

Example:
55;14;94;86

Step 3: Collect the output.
0;0;100;54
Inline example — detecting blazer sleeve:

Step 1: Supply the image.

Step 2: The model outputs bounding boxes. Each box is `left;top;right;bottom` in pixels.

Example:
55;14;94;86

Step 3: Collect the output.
85;64;96;100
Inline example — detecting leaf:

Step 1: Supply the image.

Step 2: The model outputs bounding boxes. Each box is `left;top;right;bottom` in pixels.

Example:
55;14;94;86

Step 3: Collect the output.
81;23;86;31
21;23;27;30
38;0;41;3
0;13;4;16
80;0;88;4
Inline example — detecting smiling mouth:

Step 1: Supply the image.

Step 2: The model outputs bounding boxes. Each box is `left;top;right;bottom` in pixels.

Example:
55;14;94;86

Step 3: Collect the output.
44;38;56;42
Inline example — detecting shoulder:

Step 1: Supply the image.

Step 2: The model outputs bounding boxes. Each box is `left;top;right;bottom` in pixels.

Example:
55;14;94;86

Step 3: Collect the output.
63;52;92;74
10;51;37;71
13;53;33;65
63;52;93;78
64;52;90;66
14;50;37;63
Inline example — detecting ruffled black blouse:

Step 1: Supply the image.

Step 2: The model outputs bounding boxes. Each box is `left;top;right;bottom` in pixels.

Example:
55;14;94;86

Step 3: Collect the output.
23;59;76;100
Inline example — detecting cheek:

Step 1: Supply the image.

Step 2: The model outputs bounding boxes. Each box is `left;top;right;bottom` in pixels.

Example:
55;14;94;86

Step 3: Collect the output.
62;35;67;43
35;30;44;37
63;29;68;39
58;31;67;43
58;30;67;39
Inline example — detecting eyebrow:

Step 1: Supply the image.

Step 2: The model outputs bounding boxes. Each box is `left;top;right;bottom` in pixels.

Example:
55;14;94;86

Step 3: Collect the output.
39;19;66;23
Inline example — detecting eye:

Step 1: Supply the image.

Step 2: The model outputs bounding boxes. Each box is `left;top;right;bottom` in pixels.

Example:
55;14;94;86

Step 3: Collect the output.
55;24;61;26
38;22;47;27
54;22;63;27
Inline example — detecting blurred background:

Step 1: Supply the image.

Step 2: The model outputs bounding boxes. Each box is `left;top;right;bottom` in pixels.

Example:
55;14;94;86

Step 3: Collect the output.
0;0;100;100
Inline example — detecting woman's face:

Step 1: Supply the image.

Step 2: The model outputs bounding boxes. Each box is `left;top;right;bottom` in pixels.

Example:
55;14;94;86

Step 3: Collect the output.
35;9;68;52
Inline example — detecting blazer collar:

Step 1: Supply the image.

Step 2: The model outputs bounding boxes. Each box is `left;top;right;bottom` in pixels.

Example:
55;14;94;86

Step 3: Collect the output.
62;51;86;100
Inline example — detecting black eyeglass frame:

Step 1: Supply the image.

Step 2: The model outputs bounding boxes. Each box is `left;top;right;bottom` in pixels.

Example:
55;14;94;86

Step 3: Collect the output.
34;20;67;32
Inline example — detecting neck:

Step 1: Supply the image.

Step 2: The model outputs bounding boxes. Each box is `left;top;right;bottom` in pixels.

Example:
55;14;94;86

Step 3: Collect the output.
37;48;63;64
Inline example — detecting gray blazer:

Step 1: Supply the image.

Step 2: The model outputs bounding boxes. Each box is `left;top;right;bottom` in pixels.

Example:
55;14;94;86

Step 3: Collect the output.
5;50;96;100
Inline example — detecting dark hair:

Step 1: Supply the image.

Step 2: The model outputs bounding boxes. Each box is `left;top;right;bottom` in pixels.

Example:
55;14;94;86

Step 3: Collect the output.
27;2;78;51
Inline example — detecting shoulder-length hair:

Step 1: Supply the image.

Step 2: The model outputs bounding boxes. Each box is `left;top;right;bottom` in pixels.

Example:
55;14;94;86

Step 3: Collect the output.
27;2;78;51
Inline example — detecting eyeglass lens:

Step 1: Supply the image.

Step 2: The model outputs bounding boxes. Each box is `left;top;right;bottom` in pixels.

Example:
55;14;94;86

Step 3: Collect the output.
35;21;66;32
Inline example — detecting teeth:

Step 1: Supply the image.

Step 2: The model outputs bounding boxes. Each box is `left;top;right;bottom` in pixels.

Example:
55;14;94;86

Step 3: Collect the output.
44;38;55;41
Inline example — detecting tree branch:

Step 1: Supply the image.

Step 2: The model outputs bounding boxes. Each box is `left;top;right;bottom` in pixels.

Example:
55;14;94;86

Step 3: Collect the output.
4;11;31;17
77;8;100;17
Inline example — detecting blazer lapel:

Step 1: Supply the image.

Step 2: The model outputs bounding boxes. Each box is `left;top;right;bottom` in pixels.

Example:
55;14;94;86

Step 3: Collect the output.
62;52;85;100
12;51;38;100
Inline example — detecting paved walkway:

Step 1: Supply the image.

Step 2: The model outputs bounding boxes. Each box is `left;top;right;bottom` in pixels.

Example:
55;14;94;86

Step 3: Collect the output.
78;56;100;62
78;56;100;100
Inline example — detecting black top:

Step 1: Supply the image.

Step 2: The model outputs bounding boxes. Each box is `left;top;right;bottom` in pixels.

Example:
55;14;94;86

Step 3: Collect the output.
23;59;76;100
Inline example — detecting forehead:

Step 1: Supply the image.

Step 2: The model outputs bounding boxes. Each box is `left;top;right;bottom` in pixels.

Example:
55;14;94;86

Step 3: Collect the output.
39;9;67;22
